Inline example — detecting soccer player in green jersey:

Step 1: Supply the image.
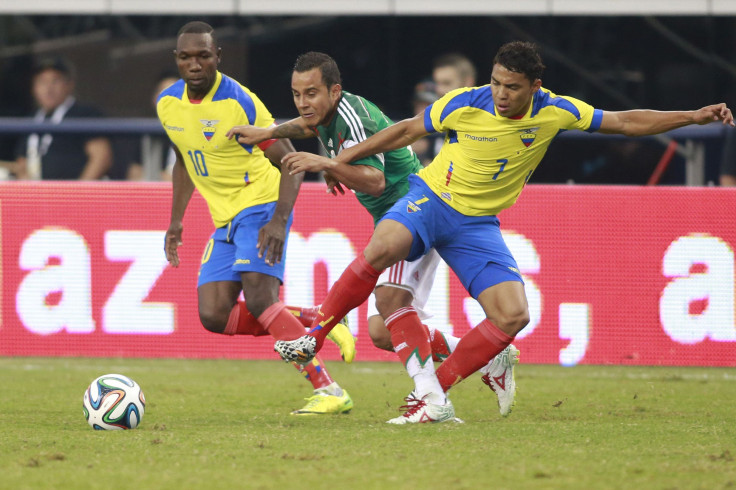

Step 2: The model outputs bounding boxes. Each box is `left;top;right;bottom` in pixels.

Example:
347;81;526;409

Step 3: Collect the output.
274;41;734;423
228;52;519;423
158;23;353;416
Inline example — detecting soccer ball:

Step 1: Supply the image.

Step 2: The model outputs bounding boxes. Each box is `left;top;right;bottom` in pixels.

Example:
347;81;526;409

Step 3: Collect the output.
82;374;146;430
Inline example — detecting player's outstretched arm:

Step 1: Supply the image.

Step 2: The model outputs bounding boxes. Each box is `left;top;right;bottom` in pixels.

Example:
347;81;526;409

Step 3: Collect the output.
227;117;314;145
283;151;385;197
165;147;194;268
334;112;429;166
226;124;273;145
260;138;303;266
599;103;734;137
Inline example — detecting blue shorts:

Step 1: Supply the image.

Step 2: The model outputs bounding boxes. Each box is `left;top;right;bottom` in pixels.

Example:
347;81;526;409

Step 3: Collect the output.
197;202;292;287
380;174;523;299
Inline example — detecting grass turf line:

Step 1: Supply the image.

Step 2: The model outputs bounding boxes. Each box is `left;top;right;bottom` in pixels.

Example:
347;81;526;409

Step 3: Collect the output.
1;357;735;490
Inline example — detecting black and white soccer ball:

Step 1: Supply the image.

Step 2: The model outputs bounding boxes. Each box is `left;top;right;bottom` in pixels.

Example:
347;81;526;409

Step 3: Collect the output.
83;374;146;430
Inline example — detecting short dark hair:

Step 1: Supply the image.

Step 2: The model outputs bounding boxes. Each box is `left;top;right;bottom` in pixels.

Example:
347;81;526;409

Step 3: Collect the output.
32;56;75;80
493;41;545;82
177;21;218;48
433;53;477;84
293;52;342;88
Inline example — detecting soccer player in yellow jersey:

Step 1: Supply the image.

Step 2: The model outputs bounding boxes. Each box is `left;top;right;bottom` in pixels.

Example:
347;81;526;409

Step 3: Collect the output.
275;41;734;423
158;21;353;415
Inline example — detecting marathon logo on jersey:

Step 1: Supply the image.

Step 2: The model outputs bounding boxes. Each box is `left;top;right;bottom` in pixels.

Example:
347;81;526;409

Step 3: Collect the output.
441;192;452;201
200;119;220;141
519;127;539;147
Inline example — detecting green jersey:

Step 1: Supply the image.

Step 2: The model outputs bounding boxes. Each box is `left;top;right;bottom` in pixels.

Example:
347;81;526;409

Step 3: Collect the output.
314;91;422;224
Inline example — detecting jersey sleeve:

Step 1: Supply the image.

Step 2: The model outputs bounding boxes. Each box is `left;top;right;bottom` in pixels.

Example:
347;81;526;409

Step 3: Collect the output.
339;97;385;170
424;87;470;134
255;123;279;152
155;98;174;144
257;139;278;152
558;95;603;133
236;86;276;129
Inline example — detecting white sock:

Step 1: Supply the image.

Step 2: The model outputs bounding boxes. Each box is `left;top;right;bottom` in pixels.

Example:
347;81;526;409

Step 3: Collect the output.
315;382;342;397
405;355;446;404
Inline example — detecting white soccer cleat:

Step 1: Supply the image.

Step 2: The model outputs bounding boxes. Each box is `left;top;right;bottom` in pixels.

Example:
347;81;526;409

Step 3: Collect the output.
386;393;458;424
480;344;520;417
274;335;317;365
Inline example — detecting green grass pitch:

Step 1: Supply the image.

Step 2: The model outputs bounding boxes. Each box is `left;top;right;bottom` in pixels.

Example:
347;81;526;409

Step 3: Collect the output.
1;357;735;489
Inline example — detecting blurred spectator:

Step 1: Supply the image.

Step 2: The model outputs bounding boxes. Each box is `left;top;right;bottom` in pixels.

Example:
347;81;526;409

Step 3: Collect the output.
12;57;112;180
427;53;478;159
114;72;179;181
432;53;477;97
720;129;736;186
409;79;438;166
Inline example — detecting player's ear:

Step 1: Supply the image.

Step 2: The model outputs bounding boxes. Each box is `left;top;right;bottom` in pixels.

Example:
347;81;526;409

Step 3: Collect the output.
531;78;542;93
216;47;222;65
330;83;342;101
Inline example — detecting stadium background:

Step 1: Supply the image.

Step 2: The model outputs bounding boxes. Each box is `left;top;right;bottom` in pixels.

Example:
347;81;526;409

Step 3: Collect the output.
0;4;734;367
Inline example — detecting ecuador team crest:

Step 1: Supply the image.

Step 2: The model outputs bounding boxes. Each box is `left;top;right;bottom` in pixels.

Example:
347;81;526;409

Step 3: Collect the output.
200;119;219;141
519;127;539;148
407;197;429;213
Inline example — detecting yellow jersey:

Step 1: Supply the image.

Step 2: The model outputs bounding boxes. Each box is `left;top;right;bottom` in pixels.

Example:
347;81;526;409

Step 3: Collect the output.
420;85;602;216
157;71;280;227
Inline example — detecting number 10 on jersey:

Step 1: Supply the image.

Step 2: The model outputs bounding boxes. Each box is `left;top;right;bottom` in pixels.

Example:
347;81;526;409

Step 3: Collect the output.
187;150;209;176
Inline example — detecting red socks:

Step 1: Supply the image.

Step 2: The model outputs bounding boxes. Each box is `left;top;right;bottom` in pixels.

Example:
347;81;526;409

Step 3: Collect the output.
258;301;335;390
435;319;513;392
285;305;320;328
257;301;309;341
223;301;269;336
385;307;432;368
429;328;453;361
308;253;381;350
294;355;335;390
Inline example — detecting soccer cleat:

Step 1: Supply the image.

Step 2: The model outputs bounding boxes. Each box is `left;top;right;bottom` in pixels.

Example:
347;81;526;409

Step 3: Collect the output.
275;335;317;365
386;394;457;424
480;344;520;417
291;390;353;415
326;317;356;364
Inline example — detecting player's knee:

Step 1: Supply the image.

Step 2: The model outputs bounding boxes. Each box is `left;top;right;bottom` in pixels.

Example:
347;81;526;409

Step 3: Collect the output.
241;297;269;319
374;286;413;318
497;308;529;337
242;285;279;318
368;316;393;352
198;307;227;334
364;239;407;270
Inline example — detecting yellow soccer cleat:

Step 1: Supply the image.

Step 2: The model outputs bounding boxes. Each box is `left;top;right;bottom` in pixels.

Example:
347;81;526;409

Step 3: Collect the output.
326;317;356;364
291;390;354;415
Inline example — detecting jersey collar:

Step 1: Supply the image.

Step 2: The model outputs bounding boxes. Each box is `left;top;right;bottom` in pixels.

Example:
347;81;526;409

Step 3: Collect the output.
184;71;223;104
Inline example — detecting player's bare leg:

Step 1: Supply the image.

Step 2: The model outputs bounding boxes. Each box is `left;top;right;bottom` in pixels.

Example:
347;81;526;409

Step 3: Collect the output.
275;219;412;364
196;274;351;414
197;280;243;334
436;281;528;416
